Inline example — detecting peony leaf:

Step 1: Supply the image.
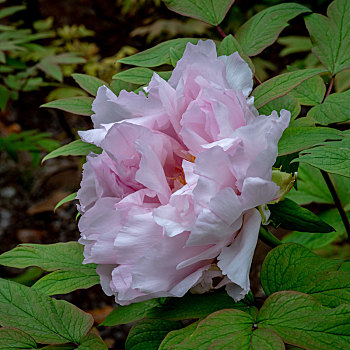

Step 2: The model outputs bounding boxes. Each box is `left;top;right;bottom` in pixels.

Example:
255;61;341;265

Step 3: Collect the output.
290;74;326;106
113;67;171;85
42;140;101;163
236;3;310;56
118;38;200;67
41;97;94;116
259;94;300;120
283;208;350;249
72;74;108;96
260;243;350;307
0;327;37;349
125;319;182;350
77;333;108;350
278;126;343;156
0;84;10;111
252;68;326;108
54;192;77;211
162;0;235;26
278;36;312;57
305;0;350;75
32;269;99;296
306;90;350;125
269;198;335;232
294;138;350;178
100;299;162;326
0;241;96;272
158;322;199;350
258;291;350;350
0;278;94;344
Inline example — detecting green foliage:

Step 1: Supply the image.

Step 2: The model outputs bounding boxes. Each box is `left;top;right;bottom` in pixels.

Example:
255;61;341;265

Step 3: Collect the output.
113;68;172;85
54;192;77;211
72;74;108;96
41;97;94;116
42;140;101;163
259;94;300;119
0;327;38;349
305;0;350;75
163;0;235;26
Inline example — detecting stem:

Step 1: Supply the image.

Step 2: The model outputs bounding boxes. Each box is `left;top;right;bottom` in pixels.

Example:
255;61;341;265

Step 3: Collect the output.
217;26;226;38
321;170;350;241
254;74;262;85
322;76;334;102
259;226;282;247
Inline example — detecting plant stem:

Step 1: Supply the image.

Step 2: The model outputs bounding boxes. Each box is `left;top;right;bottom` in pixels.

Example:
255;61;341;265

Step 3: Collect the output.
217;26;226;38
323;76;334;102
321;170;350;241
254;74;262;85
259;226;282;247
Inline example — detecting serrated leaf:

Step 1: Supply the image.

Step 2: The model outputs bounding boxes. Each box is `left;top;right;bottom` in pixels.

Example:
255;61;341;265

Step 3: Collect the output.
260;243;350;307
0;327;37;349
32;269;99;296
290;74;326;106
278;36;312;57
158;322;199;350
146;290;253;321
118;38;199;67
72;74;108;96
100;299;162;326
236;3;310;56
258;291;350;350
252;68;325;108
170;309;255;350
217;34;255;72
113;68;171;85
269;198;334;232
305;0;350;75
0;241;96;272
259;94;300;120
307;90;350;125
41;97;94;116
125;319;182;350
42;140;101;163
283;208;350;249
0;278;93;344
278;126;342;156
77;333;108;350
54;192;77;211
295;138;350;177
162;0;234;26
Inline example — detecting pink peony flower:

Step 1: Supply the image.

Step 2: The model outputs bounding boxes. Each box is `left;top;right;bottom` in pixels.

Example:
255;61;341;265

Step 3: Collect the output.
77;40;290;304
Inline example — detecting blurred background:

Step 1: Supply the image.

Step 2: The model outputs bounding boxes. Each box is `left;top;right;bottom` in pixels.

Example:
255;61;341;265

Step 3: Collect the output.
0;0;343;348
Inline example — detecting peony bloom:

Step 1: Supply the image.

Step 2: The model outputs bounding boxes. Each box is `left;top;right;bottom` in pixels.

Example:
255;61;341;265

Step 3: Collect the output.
77;40;290;305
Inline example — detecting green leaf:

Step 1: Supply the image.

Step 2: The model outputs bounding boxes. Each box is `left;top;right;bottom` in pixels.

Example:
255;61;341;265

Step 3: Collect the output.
77;333;108;350
258;291;350;350
41;97;94;116
278;126;343;156
307;90;350;125
260;243;350;307
278;36;312;57
37;60;62;82
118;38;200;67
305;0;350;74
259;94;300;120
146;290;254;321
252;68;326;108
42;140;101;163
113;68;171;85
170;309;255;350
0;5;25;19
290;74;326;106
335;68;350;92
125;319;182;350
0;84;9;111
0;278;94;344
109;79;140;95
295;138;350;177
162;0;234;26
72;74;108;96
236;3;310;56
32;269;99;296
269;198;335;232
283;208;350;249
158;322;199;350
249;329;285;350
0;327;37;349
100;299;162;326
0;242;96;272
218;34;255;72
169;47;182;67
54;192;77;211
